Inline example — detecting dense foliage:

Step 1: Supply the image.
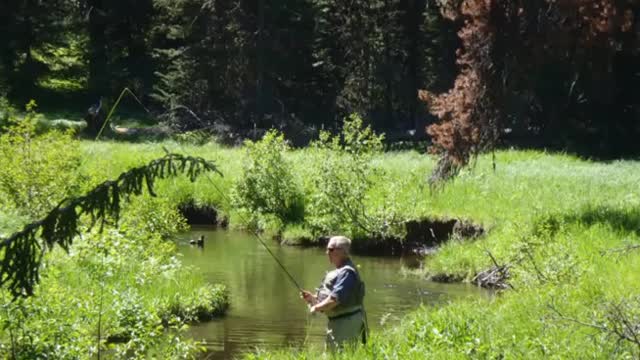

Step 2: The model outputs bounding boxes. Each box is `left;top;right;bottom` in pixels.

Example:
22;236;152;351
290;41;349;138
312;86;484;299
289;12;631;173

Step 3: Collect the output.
0;104;229;357
225;115;406;243
305;114;395;240
0;101;81;219
0;0;454;135
4;0;638;168
232;129;304;228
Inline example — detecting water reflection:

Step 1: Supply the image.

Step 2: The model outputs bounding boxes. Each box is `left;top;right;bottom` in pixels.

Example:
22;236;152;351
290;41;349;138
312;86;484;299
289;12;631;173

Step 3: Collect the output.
177;227;487;359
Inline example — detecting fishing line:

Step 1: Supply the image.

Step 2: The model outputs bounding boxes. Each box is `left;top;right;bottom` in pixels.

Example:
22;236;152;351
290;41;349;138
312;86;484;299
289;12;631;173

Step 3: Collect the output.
93;89;305;293
95;88;150;141
94;91;378;346
183;147;305;292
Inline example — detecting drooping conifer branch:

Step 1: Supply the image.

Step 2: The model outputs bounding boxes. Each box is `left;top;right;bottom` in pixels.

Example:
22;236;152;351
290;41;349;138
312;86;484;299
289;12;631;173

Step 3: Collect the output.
0;152;221;298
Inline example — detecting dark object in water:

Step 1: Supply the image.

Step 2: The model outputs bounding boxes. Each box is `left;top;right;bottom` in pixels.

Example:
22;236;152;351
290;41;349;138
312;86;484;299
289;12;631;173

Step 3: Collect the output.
190;235;205;247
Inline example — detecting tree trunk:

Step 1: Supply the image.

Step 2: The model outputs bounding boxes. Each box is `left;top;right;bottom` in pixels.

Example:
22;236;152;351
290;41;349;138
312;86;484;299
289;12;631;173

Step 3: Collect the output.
256;0;266;129
88;0;108;99
405;0;426;130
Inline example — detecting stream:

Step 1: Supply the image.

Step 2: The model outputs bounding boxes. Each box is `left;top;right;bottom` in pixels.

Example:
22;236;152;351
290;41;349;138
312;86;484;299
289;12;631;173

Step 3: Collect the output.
177;226;487;359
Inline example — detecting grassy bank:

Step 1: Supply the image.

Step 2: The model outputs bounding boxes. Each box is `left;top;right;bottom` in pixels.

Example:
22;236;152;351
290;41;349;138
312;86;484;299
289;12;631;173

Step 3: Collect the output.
232;151;636;358
4;105;639;358
75;138;640;358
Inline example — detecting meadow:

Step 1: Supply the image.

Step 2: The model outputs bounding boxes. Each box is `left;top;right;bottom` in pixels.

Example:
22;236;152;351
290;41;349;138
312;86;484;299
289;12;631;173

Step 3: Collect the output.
1;108;639;358
79;125;640;358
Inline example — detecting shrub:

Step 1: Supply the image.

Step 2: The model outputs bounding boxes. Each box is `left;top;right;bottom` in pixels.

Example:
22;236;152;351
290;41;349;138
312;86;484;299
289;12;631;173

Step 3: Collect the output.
305;113;390;239
0;100;81;219
119;194;188;239
232;130;304;229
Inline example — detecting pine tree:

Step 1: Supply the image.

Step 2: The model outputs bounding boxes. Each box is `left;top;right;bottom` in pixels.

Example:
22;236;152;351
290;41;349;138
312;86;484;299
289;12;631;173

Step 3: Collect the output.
0;0;75;96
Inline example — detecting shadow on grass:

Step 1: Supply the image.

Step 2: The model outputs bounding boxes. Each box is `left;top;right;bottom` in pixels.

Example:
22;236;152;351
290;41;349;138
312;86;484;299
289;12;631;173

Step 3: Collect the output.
562;206;640;236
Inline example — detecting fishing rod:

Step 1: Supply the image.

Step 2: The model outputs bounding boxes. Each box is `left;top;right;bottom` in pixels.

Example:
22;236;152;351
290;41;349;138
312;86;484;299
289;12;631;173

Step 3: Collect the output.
231;214;304;292
94;89;304;293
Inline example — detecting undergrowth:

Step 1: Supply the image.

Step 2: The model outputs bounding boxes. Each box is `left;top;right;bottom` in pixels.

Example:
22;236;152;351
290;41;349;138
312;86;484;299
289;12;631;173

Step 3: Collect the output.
0;104;229;358
4;107;640;358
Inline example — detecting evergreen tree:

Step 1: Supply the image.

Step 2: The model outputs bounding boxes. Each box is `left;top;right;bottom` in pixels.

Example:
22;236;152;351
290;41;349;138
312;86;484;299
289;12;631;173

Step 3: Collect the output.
0;0;75;97
151;0;251;131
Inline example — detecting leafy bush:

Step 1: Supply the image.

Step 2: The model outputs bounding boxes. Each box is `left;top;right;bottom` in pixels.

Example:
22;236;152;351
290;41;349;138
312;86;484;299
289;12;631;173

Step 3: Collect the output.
119;194;189;238
232;130;304;229
0;100;81;219
305;113;391;239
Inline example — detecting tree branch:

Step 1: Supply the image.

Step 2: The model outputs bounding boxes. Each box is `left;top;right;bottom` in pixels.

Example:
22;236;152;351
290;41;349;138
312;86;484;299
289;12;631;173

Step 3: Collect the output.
0;152;221;298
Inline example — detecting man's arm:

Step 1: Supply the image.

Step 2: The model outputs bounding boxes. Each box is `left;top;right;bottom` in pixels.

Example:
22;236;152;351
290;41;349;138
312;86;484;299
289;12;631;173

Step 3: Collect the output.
310;295;338;313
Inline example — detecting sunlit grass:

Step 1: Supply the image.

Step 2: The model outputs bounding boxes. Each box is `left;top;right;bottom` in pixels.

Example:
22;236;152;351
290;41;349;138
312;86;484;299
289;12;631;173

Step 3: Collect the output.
70;140;640;358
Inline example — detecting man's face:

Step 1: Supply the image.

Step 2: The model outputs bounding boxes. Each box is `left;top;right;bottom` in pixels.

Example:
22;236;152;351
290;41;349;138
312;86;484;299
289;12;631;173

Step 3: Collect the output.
326;240;344;265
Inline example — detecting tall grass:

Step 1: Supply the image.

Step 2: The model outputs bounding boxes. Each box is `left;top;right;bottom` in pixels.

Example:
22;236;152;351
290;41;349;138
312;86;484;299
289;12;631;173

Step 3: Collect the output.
72;139;640;358
238;150;640;358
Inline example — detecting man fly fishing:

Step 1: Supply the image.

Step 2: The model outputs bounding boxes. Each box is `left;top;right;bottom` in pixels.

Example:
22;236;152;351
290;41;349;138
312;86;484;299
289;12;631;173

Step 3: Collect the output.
300;235;367;351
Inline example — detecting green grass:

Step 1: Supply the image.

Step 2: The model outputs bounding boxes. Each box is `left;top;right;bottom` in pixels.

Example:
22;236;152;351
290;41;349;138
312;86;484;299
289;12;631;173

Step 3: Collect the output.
236;149;640;358
74;140;640;359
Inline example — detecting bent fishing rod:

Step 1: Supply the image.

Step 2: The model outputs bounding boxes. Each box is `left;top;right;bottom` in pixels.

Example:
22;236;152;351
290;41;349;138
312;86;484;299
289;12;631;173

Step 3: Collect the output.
95;89;304;293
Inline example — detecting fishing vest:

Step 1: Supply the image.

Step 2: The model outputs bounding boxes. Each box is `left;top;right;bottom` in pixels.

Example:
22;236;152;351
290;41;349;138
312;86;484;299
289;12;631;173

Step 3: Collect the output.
315;261;365;319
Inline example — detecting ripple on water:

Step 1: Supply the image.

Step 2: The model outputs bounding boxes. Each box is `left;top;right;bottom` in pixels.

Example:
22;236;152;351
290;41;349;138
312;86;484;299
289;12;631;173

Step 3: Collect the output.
178;227;488;359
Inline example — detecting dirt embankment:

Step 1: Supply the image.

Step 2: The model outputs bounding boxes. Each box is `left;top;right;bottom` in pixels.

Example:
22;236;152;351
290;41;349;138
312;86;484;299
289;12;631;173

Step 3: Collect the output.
176;202;498;287
281;217;485;256
177;201;228;227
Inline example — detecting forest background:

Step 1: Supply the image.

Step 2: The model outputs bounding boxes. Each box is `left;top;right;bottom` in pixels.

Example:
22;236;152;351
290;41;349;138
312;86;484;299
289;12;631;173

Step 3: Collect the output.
2;0;639;172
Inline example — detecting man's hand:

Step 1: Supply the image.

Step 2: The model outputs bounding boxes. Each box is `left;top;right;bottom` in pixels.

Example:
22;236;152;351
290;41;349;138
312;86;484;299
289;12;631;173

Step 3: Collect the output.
300;290;316;305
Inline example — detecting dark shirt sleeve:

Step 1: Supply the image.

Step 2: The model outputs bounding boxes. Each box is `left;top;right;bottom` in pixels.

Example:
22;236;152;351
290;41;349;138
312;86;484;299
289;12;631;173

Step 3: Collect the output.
330;269;357;304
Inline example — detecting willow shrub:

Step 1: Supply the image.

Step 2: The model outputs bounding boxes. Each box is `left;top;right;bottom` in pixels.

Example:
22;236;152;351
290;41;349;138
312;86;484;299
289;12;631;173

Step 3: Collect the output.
304;114;402;241
0;100;81;219
231;129;304;231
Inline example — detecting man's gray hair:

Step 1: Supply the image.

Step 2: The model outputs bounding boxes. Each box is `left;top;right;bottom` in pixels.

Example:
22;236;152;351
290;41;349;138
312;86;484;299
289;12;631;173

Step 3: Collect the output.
329;235;352;255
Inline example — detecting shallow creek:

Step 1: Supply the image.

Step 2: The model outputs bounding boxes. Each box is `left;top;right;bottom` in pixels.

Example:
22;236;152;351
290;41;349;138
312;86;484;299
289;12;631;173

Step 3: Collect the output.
177;227;487;359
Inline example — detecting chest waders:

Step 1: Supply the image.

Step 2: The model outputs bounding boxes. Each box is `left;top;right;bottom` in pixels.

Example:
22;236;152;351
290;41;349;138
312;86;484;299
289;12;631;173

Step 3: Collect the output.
315;264;369;345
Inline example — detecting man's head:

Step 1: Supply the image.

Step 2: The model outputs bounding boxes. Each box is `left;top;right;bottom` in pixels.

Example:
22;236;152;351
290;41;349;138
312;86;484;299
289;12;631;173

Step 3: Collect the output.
326;236;351;266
